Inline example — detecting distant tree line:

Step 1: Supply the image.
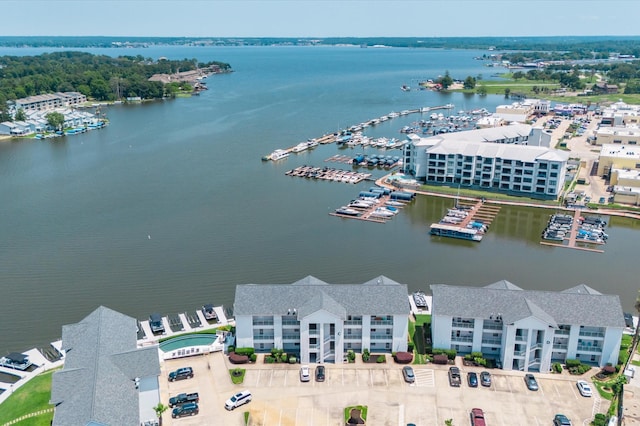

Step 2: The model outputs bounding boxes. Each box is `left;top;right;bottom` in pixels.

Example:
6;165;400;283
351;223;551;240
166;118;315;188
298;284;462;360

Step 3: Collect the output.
0;51;231;121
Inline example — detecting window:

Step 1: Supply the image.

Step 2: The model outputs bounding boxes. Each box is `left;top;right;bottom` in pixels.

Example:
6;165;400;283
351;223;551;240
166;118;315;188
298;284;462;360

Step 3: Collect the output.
385;343;390;349
386;329;391;335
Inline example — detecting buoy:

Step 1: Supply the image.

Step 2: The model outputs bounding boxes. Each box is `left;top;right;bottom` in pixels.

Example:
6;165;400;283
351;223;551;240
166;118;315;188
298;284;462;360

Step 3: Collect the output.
148;235;151;239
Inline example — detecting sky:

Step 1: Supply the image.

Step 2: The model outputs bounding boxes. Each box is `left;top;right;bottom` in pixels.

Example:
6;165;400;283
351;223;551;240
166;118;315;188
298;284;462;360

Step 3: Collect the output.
4;0;640;38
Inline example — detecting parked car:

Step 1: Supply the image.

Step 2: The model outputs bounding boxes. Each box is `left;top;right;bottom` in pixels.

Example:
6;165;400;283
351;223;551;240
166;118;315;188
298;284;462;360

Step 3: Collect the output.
225;390;252;410
171;402;199;418
470;408;486;426
553;413;572;426
299;365;310;382
467;371;478;387
448;366;461;387
576;380;593;397
168;392;199;408
480;371;491;387
315;365;325;382
168;367;194;382
201;304;217;320
402;366;415;383
524;373;539;391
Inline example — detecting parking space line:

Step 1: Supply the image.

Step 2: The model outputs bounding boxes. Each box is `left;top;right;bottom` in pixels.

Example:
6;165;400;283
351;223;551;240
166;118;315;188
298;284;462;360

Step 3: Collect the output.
341;369;344;386
269;370;273;387
278;408;283;426
384;369;388;386
569;381;579;399
262;408;267;426
283;370;287;387
256;369;261;386
370;369;374;387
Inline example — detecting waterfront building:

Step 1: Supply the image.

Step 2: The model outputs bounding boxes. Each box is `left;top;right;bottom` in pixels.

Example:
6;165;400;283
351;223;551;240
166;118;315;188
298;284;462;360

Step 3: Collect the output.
430;281;625;373
599;101;640;127
233;276;409;364
494;99;550;122
15;92;87;112
593;126;640;146
596;144;640;177
403;125;567;199
50;306;160;426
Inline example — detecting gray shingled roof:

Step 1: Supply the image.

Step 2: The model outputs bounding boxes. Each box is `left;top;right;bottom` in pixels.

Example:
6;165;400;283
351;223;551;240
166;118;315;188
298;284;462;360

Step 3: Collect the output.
51;306;160;426
234;276;409;317
430;283;625;328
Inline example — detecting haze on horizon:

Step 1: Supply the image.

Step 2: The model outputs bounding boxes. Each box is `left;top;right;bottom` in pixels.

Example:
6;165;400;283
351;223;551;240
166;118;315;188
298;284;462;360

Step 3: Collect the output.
4;0;640;38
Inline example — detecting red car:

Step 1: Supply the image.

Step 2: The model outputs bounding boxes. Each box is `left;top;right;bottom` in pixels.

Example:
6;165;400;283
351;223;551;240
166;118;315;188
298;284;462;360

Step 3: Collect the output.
470;408;486;426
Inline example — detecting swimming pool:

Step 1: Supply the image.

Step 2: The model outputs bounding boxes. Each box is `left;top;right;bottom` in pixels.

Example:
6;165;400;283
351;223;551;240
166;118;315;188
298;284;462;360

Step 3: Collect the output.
159;334;218;352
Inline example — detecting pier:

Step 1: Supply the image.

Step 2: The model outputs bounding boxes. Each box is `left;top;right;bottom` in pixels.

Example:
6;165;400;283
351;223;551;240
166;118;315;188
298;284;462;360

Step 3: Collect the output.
262;104;455;160
330;193;410;223
540;209;606;253
430;199;501;242
285;165;371;184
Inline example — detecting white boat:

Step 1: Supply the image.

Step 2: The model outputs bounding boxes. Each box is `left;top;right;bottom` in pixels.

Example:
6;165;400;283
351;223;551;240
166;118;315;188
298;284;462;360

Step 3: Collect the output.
306;139;319;148
292;142;309;153
385;200;404;207
335;207;360;216
270;149;290;160
388;112;400;118
370;207;395;218
349;200;374;209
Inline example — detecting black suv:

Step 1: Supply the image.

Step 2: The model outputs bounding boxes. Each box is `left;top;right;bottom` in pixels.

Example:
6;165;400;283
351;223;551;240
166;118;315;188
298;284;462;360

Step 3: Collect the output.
168;367;194;382
171;402;199;418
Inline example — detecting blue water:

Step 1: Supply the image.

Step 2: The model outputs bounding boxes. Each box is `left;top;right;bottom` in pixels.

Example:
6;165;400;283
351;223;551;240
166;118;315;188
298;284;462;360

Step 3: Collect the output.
0;45;638;355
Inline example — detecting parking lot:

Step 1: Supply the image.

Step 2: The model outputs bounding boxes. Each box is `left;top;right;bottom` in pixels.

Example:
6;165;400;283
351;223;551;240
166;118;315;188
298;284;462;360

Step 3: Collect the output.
162;353;600;426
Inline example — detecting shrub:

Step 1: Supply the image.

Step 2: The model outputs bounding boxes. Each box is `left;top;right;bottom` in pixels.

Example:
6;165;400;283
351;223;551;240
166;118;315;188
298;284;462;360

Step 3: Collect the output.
394;352;414;364
362;351;371;362
227;345;235;353
474;357;487;367
445;349;457;360
470;351;483;359
229;352;249;364
464;354;474;361
235;347;255;357
280;353;288;363
376;355;386;363
347;350;356;363
265;355;276;364
289;357;296;364
407;342;415;352
565;359;581;368
592;413;606;426
249;353;257;363
552;362;563;373
271;348;283;356
229;368;246;384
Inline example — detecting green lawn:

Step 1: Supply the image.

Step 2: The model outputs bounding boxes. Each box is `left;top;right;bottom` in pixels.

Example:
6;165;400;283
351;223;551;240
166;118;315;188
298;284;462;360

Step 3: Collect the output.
0;369;56;426
344;405;368;423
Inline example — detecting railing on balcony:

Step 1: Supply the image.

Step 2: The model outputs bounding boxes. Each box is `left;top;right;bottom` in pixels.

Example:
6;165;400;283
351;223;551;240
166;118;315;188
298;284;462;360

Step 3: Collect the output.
553;343;568;350
451;336;473;343
254;335;275;340
576;345;602;353
370;334;393;340
554;329;570;335
514;335;528;343
344;320;362;326
281;319;299;326
370;320;393;326
309;329;319;336
452;321;474;329
530;343;543;350
579;331;605;338
343;334;363;340
481;339;501;346
309;343;319;350
483;323;503;330
252;320;274;326
282;334;300;340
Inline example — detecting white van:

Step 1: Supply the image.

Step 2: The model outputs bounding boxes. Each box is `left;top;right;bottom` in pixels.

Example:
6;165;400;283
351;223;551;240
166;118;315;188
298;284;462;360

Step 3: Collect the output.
225;390;252;410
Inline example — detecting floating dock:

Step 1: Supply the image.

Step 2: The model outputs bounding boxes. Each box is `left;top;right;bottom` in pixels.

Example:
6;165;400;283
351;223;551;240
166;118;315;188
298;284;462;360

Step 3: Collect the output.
429;200;501;242
540;210;606;253
285;166;371;184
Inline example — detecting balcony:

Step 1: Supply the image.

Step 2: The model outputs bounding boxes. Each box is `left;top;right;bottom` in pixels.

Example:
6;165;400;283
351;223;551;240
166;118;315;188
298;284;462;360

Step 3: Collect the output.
483;322;503;330
481;339;501;346
282;334;300;340
514;350;526;357
282;319;299;326
452;321;474;329
553;344;568;350
554;329;570;335
579;330;604;338
451;336;473;343
344;320;362;326
252;320;274;326
370;320;393;326
343;334;363;340
370;334;393;340
309;329;319;336
576;345;602;353
254;335;275;340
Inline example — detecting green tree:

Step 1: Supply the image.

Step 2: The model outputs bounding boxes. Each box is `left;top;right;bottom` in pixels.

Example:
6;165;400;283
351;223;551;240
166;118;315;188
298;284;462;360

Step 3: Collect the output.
154;402;168;426
438;70;453;90
512;71;525;80
46;111;65;131
504;88;511;98
477;85;488;96
14;108;26;121
463;76;476;90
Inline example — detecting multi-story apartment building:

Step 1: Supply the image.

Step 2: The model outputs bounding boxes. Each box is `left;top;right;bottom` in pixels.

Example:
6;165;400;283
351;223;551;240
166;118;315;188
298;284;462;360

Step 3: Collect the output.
15;92;87;112
233;276;409;364
593;126;640;146
597;144;640;177
430;281;625;373
403;130;568;199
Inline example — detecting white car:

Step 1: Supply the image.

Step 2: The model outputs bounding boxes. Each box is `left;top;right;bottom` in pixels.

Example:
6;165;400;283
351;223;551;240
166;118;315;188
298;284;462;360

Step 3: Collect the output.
577;380;593;397
299;365;310;382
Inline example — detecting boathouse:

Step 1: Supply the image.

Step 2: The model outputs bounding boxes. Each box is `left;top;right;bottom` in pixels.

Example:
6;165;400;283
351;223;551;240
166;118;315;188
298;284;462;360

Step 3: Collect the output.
233;276;409;364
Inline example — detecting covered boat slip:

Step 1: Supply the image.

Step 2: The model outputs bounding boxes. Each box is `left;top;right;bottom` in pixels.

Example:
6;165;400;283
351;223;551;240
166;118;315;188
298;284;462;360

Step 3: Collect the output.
0;352;33;371
430;222;483;241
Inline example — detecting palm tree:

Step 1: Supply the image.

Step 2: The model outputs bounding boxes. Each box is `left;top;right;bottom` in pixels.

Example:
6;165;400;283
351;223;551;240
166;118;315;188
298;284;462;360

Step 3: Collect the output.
153;402;168;426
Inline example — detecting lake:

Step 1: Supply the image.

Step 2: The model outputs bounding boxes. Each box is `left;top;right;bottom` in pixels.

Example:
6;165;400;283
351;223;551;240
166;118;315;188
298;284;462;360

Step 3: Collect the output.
1;45;638;354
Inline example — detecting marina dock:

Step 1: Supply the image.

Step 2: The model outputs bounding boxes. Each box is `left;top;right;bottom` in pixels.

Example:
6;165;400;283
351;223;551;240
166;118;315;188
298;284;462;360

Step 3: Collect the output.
430;200;501;242
262;104;455;160
540;210;606;253
285;166;372;184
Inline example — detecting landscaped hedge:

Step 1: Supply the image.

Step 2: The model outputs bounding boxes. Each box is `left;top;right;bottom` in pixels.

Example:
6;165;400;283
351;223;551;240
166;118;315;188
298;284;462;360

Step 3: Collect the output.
432;348;457;360
565;359;591;375
234;347;255;357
